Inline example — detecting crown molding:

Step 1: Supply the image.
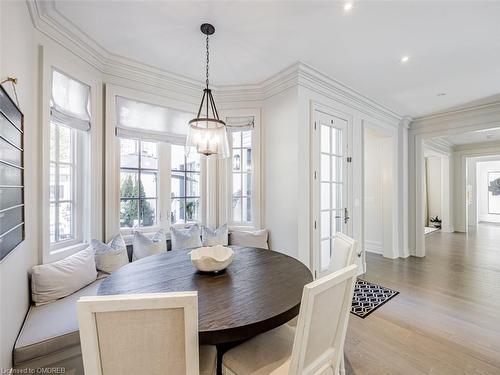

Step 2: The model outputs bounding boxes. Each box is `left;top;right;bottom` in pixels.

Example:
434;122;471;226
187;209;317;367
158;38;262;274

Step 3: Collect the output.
424;138;453;155
410;100;500;135
452;139;500;153
295;62;403;124
28;0;204;100
28;0;405;125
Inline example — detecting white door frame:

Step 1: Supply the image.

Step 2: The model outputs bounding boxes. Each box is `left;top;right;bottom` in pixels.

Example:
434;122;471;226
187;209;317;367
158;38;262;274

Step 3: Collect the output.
362;121;400;259
422;145;452;233
409;108;500;257
311;103;353;278
463;152;500;228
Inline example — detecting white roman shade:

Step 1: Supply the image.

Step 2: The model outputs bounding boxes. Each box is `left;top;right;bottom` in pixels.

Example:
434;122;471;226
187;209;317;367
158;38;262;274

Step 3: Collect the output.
116;97;193;143
50;70;91;131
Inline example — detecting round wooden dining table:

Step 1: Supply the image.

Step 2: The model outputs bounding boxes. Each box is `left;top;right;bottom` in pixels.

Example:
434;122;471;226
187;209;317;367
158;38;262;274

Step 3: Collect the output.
98;246;313;346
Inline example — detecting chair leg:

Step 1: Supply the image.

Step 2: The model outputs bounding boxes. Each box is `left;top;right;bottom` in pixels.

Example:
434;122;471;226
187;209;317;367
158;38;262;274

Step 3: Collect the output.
339;349;346;375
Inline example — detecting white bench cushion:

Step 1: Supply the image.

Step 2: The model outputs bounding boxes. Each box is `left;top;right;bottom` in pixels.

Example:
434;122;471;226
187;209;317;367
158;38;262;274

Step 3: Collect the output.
14;279;103;366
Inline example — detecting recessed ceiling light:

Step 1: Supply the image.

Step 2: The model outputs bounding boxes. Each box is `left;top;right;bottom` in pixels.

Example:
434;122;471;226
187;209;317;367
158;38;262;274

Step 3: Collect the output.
400;56;409;63
344;2;353;12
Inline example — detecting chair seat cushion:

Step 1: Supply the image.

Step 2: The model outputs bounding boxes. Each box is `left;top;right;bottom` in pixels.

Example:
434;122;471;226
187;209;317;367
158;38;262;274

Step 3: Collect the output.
222;325;295;375
14;279;104;366
200;345;217;375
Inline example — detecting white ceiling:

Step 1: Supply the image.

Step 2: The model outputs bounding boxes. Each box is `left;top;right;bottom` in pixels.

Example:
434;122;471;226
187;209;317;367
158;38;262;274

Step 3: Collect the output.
52;0;500;117
440;127;500;145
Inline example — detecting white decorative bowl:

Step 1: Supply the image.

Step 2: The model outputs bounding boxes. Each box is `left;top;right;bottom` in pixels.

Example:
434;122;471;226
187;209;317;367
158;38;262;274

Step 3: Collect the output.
189;246;234;273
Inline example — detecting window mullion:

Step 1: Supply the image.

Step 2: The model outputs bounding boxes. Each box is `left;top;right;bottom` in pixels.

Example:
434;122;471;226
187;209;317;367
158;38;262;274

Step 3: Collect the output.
138;141;142;227
55;125;60;242
71;129;77;241
185;156;188;222
240;150;244;222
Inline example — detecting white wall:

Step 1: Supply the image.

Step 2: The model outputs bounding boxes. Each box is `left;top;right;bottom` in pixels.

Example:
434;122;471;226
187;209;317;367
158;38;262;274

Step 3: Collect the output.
363;128;396;258
477;160;500;223
425;156;442;224
263;86;299;259
363;130;383;253
0;1;38;369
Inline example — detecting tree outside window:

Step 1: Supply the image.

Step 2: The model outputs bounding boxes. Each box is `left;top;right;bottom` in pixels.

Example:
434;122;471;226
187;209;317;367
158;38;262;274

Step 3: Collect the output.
119;139;158;228
171;144;200;224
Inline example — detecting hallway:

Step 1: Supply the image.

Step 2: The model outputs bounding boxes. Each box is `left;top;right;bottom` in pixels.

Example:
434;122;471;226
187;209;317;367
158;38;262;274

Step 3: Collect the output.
345;224;500;374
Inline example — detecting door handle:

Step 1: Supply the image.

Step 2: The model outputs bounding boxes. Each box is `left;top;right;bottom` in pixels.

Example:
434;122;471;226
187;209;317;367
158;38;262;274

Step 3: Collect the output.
344;208;350;224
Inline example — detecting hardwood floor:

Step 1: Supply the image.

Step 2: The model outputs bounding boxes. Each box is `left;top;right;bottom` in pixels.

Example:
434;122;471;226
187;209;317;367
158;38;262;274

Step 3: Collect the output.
345;223;500;375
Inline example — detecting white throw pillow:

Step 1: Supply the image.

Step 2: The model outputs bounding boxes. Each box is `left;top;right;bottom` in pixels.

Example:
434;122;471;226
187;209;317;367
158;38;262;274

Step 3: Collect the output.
132;230;167;261
202;224;229;246
171;224;202;250
31;248;97;306
91;234;129;274
229;229;269;249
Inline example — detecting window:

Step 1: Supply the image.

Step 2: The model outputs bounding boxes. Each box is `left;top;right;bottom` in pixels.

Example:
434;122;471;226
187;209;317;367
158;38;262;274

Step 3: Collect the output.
119;139;159;228
50;124;76;243
49;70;90;247
231;130;252;224
171;144;201;224
108;91;211;235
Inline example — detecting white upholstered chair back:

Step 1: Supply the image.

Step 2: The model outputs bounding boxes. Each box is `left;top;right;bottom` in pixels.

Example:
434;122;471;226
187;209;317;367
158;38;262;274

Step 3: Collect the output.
77;292;200;375
289;264;358;375
329;232;358;273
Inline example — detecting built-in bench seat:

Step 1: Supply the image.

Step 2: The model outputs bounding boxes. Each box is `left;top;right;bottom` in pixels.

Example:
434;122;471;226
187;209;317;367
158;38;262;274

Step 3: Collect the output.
13;278;105;373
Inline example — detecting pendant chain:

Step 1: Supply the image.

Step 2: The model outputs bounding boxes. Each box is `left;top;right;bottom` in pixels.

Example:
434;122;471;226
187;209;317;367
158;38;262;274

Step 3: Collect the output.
205;34;210;89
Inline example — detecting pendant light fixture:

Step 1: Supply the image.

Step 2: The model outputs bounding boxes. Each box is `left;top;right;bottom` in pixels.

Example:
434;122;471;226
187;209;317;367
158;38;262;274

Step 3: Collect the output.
186;23;229;158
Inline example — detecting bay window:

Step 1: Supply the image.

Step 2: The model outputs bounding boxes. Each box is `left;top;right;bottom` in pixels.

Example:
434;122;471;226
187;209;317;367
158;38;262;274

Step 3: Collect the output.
49;70;90;249
112;93;205;236
106;87;261;238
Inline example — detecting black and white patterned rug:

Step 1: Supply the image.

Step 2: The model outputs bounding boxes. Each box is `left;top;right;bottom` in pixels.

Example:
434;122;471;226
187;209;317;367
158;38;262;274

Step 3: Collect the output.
350;279;399;318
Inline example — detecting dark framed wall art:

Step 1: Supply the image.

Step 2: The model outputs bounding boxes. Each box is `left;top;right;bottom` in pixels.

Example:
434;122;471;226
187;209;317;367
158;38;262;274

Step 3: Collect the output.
0;84;25;261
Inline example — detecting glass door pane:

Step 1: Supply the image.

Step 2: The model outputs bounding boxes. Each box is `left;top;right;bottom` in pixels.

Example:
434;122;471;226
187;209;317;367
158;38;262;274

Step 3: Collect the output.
319;118;346;273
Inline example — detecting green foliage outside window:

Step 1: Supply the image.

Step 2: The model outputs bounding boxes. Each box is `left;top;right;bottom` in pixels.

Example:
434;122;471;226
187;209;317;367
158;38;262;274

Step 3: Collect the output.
120;174;155;227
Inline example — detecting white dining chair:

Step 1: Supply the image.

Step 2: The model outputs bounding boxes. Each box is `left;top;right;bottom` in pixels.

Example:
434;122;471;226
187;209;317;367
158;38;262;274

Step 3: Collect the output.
77;291;216;375
288;232;358;328
327;232;359;375
222;264;358;375
328;232;359;273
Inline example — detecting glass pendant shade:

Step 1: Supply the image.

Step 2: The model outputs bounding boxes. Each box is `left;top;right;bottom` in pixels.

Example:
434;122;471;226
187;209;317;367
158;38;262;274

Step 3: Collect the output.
186;117;229;158
187;86;230;159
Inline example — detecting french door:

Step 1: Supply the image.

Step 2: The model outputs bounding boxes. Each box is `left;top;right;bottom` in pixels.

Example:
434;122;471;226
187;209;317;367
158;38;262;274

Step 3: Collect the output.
312;110;350;278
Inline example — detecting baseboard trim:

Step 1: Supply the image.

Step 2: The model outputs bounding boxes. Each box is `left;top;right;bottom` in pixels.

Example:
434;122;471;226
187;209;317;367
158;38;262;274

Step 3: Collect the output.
365;240;382;254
